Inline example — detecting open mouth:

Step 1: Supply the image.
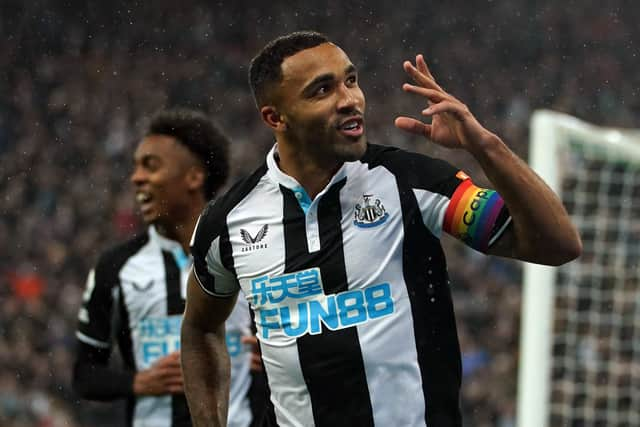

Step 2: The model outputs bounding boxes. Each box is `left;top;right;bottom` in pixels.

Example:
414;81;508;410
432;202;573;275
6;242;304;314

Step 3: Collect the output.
337;117;364;138
136;191;155;213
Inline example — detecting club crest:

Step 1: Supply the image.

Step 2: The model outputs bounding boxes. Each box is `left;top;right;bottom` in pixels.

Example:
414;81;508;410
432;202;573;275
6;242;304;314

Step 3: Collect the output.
354;194;389;228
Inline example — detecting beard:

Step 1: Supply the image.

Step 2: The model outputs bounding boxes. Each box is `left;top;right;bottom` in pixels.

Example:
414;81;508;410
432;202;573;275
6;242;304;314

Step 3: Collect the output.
328;136;367;162
287;117;367;167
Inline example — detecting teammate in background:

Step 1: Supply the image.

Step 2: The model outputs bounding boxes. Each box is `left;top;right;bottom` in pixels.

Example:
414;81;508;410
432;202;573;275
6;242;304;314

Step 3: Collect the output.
73;109;257;427
182;32;582;426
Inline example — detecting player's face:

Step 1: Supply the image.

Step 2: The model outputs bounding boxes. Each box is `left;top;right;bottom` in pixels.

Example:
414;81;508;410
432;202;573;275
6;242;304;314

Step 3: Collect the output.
130;135;198;226
277;43;367;163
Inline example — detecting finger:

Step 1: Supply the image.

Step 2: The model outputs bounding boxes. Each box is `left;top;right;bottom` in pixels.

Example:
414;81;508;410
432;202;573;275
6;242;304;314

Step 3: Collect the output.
158;359;182;370
403;60;443;92
423;100;467;119
402;84;447;103
416;54;435;80
152;352;180;367
394;117;432;138
167;376;184;387
168;384;184;394
241;335;258;346
159;367;184;379
403;61;437;89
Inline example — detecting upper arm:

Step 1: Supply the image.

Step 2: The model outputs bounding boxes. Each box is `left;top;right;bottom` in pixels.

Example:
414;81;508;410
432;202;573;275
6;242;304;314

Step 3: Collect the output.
190;201;241;297
183;270;238;333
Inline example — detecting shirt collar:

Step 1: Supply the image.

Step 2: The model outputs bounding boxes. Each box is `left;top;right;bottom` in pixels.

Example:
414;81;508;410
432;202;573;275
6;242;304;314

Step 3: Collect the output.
149;225;183;251
265;143;349;192
148;225;192;270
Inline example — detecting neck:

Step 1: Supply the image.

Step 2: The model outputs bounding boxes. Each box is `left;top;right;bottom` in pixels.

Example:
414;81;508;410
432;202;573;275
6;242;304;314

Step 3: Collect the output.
154;200;205;252
276;139;341;199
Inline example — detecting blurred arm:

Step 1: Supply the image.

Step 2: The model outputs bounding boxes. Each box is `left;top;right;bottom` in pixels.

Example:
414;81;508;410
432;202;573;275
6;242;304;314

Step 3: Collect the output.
72;342;135;400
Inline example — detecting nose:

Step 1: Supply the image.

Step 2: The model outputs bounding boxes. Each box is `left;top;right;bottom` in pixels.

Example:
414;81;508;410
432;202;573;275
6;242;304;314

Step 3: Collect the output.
130;165;147;187
336;83;360;113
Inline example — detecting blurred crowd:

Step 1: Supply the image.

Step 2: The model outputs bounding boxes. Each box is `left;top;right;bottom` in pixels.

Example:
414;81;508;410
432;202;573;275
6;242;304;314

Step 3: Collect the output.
0;0;637;426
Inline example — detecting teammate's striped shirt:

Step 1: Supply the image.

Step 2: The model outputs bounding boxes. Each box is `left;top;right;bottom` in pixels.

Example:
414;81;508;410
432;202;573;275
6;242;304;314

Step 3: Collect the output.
191;143;511;427
76;225;253;427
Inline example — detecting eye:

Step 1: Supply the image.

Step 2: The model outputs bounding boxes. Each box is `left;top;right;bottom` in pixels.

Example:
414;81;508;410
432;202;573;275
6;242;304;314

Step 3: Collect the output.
314;84;330;97
346;74;357;85
142;157;161;172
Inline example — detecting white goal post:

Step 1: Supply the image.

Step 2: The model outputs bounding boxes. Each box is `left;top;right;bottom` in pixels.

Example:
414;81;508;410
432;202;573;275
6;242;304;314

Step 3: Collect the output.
517;110;640;427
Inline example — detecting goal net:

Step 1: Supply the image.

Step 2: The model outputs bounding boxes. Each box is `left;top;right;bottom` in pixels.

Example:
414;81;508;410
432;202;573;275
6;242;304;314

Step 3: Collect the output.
517;110;640;427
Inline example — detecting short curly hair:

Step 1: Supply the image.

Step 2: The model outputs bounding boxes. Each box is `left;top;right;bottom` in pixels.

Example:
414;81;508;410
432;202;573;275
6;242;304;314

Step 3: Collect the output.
249;31;329;107
147;108;230;199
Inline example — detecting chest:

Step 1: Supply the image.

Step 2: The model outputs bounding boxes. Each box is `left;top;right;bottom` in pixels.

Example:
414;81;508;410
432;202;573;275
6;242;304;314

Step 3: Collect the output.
230;169;411;298
118;250;189;323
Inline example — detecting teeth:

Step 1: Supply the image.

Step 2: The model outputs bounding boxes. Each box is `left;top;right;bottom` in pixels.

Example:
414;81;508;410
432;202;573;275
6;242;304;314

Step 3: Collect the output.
342;121;358;130
136;193;151;203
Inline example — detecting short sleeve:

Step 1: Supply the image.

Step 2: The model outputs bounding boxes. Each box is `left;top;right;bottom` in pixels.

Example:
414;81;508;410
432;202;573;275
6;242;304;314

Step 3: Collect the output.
362;144;511;252
190;201;240;297
76;264;115;349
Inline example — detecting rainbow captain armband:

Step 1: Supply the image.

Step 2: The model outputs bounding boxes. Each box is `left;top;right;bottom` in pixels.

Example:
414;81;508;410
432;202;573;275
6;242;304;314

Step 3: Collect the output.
443;177;508;252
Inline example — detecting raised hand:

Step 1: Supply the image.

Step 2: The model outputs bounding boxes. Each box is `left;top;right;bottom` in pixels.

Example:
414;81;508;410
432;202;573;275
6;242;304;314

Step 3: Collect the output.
133;351;184;395
394;54;495;151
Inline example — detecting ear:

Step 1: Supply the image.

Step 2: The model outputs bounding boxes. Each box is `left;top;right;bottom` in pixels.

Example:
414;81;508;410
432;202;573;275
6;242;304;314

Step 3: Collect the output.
186;166;206;192
260;105;287;132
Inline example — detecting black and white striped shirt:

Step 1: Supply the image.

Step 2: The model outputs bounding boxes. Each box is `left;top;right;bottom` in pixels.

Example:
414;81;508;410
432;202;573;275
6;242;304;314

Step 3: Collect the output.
77;226;253;427
191;143;511;427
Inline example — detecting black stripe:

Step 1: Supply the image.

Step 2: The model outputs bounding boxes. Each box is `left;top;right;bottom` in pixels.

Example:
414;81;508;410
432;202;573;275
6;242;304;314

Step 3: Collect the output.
161;251;191;425
170;394;192;426
281;180;374;427
116;280;136;427
162;250;185;315
397;181;462;427
250;370;278;427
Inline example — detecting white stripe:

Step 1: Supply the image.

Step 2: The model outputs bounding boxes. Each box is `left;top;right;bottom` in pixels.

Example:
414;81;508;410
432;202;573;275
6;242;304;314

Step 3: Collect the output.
489;216;513;247
412;188;451;238
133;395;171;427
342;166;427;426
227;298;254;427
261;342;315;427
76;331;110;349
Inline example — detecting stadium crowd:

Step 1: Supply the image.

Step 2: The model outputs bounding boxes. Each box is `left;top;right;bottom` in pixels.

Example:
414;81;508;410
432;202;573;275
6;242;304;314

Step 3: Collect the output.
1;0;637;425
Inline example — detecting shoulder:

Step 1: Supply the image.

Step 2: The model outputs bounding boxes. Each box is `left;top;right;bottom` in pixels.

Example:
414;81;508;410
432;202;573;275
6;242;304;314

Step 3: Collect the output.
359;143;459;194
361;142;453;174
207;163;267;217
93;231;150;280
193;163;268;248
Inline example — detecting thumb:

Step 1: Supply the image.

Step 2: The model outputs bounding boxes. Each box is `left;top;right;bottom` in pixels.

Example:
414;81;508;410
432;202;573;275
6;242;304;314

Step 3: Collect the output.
394;117;432;138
